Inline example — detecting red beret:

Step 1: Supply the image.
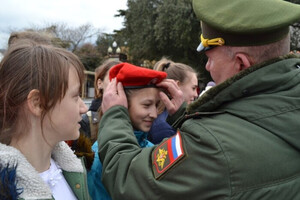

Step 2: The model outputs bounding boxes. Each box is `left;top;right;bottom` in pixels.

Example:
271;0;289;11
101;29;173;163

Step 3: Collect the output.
109;62;167;88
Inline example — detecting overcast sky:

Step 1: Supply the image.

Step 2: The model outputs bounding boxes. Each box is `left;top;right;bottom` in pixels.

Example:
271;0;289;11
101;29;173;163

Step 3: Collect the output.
0;0;127;49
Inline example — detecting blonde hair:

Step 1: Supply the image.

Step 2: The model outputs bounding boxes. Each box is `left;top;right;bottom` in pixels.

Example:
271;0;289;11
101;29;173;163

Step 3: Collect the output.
154;57;197;113
154;57;197;84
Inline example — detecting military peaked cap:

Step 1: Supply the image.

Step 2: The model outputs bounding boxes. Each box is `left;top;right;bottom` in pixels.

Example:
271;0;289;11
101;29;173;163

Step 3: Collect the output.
193;0;300;51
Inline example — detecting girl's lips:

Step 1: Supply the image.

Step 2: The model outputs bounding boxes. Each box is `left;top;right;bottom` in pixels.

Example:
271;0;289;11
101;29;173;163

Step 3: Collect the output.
144;120;153;126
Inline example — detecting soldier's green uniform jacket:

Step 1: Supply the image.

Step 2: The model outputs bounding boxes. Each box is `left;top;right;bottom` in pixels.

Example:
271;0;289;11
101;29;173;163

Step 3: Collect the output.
98;54;300;200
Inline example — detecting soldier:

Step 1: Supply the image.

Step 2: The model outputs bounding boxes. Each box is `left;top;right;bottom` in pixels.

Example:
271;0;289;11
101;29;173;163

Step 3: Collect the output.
98;0;300;199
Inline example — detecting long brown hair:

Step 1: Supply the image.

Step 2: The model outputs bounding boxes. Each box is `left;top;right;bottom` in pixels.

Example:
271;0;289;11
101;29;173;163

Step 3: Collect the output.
94;59;121;99
0;41;85;144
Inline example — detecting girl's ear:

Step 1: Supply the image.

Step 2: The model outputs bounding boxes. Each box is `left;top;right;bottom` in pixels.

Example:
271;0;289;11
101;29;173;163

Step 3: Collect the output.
27;89;42;116
97;79;103;90
175;80;180;87
234;53;252;72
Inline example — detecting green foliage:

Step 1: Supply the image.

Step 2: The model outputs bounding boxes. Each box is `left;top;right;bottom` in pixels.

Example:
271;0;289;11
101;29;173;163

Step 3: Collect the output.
122;0;160;63
154;0;195;52
291;22;300;51
96;33;114;56
154;0;210;81
285;0;300;50
119;0;211;82
96;33;128;56
75;43;102;71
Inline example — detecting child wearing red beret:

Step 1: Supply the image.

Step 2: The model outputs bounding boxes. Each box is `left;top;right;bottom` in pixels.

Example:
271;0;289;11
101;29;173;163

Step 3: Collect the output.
88;63;167;200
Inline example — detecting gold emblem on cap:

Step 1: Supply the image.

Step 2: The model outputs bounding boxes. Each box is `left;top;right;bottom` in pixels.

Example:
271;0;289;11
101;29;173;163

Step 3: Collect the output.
200;34;225;47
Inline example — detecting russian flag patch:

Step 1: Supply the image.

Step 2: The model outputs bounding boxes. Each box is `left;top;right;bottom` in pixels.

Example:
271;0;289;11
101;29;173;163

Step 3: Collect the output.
152;130;185;179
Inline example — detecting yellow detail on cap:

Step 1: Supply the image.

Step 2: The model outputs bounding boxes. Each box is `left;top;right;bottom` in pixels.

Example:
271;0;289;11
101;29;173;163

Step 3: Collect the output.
200;34;225;47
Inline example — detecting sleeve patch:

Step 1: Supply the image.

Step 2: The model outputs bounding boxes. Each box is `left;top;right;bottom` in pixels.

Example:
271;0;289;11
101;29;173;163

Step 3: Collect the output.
152;130;185;179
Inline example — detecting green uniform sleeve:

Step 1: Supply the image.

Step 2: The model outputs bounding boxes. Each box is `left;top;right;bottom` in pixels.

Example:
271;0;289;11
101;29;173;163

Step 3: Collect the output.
98;106;231;200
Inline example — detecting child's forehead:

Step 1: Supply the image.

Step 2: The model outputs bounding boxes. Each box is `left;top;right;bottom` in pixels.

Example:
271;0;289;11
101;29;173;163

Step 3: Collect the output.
128;87;161;98
134;87;160;92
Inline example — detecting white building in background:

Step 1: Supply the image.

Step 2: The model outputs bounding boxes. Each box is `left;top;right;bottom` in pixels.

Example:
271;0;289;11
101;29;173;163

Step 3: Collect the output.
0;52;3;61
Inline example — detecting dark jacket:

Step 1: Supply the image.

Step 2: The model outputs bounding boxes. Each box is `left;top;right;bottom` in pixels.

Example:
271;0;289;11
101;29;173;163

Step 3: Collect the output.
80;98;101;140
148;109;176;144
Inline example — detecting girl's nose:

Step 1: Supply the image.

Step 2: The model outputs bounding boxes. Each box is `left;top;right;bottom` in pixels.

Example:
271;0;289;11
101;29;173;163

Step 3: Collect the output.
149;107;158;119
80;98;88;114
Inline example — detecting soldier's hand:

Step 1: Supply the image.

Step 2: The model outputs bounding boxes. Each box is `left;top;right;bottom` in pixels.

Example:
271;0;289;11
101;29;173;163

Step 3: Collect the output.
102;78;128;113
157;79;184;115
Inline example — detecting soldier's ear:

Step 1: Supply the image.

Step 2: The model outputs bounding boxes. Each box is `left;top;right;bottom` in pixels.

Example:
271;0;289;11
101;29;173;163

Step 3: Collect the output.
26;89;42;116
234;53;252;72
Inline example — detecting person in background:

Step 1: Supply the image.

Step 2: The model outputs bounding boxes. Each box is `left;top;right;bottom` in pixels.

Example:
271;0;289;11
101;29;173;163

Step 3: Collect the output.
7;30;64;49
148;58;198;144
0;41;90;199
88;62;166;200
154;58;198;104
97;0;300;199
8;31;53;47
67;60;121;174
79;59;121;142
79;59;119;200
198;81;216;97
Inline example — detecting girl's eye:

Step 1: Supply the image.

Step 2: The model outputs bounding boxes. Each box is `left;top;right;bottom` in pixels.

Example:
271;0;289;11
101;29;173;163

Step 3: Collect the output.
74;93;80;100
